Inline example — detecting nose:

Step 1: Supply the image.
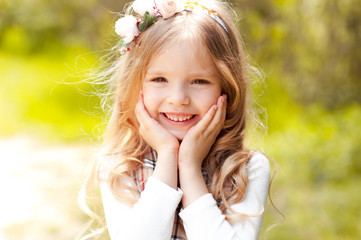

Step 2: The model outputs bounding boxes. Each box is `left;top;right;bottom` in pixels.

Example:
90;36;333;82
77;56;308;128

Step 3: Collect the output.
167;84;190;106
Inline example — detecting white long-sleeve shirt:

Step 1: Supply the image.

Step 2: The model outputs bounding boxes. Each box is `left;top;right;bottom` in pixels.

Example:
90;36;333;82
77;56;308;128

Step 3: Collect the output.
100;152;270;240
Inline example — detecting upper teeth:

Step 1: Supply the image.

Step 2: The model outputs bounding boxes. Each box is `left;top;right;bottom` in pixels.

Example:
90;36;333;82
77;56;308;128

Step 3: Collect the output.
165;114;193;122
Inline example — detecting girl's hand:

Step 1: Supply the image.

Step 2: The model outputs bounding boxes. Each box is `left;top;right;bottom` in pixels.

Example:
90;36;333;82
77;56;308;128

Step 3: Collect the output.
135;92;180;154
135;92;179;189
178;95;227;171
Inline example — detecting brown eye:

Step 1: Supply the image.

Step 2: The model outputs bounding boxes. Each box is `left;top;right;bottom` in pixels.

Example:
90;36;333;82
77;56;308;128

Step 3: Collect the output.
152;77;167;82
192;79;210;84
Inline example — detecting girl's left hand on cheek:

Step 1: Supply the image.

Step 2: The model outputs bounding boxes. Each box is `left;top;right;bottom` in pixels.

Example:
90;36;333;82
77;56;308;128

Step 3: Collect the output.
178;94;227;170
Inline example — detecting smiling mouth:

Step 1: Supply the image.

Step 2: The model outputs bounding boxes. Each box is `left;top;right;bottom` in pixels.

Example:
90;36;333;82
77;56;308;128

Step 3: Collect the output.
163;113;196;122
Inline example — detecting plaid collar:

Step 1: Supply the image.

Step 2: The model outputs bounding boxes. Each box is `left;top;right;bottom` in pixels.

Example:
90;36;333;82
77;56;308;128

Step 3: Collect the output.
133;150;211;239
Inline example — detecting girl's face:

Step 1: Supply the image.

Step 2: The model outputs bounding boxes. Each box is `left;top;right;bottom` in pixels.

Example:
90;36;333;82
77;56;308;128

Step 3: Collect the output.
142;41;221;140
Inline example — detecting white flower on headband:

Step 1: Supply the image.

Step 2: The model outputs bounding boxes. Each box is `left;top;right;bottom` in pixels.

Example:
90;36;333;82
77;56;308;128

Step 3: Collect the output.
114;0;225;48
156;0;184;19
132;0;156;16
115;15;140;43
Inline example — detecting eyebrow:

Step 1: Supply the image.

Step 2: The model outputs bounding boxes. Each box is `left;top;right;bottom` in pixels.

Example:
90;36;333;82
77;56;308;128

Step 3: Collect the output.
146;69;167;76
146;69;214;78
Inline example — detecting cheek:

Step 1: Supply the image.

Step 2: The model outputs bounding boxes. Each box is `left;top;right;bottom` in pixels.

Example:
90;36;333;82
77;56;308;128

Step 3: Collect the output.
197;93;220;117
142;88;160;118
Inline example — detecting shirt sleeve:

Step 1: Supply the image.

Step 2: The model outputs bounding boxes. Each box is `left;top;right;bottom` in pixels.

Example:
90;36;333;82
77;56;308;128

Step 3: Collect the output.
179;153;271;240
100;176;183;240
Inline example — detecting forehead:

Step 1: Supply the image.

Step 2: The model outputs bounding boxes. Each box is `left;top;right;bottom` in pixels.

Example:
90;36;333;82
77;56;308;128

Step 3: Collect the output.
148;38;215;75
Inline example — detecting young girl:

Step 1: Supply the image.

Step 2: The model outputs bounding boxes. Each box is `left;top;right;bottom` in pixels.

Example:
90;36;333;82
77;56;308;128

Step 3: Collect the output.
84;0;272;239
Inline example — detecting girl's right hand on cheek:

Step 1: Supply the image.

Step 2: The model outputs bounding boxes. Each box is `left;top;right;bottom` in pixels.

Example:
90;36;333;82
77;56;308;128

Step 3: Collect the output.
135;92;180;154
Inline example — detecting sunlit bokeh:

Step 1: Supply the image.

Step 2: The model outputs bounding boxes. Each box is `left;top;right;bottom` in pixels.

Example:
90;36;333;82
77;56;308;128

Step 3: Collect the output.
1;0;360;239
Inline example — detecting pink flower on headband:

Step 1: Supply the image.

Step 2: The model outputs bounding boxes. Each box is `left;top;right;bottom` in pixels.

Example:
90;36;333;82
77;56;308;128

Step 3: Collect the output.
115;15;140;43
114;0;222;46
156;0;184;19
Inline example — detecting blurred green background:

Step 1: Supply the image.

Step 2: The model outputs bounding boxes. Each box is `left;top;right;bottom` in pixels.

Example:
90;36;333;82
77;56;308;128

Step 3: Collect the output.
0;0;360;239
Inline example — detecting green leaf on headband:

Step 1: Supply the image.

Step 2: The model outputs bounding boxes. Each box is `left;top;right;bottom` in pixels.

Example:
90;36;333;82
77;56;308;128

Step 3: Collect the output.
138;11;156;32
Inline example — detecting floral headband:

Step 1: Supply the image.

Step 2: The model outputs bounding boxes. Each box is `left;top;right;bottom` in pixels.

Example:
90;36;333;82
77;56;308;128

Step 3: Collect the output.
115;0;228;54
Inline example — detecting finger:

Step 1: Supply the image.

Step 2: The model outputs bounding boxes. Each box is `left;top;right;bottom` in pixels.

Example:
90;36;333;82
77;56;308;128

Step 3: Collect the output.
135;93;146;124
135;93;154;129
215;94;227;124
204;95;227;136
192;104;218;134
213;94;227;127
135;93;165;133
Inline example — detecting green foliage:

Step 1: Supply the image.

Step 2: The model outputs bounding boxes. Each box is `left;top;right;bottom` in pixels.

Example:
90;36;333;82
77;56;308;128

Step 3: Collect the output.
0;49;104;142
234;0;361;108
0;0;127;52
259;79;361;239
138;11;156;32
263;79;361;184
0;0;360;239
2;0;360;106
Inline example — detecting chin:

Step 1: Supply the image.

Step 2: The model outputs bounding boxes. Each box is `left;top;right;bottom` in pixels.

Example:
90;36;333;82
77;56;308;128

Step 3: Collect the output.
169;130;186;141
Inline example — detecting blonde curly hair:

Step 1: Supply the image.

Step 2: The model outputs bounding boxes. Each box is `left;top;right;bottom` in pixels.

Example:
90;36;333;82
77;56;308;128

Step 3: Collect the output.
78;1;272;239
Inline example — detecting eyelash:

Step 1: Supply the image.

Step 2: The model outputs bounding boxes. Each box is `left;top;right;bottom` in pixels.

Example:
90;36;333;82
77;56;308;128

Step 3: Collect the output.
150;78;210;84
151;77;167;83
192;79;210;84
